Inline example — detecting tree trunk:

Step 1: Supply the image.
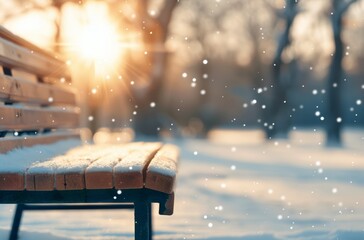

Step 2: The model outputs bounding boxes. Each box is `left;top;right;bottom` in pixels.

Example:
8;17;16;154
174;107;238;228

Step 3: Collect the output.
132;0;178;137
326;0;357;146
266;0;297;139
326;29;343;145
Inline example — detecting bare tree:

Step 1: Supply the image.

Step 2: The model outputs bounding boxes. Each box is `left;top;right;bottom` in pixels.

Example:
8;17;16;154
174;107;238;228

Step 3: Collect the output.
266;0;299;139
130;0;179;136
326;0;358;146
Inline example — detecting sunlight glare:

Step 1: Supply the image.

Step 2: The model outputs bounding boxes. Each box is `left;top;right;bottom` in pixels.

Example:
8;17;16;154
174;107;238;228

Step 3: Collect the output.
77;19;122;70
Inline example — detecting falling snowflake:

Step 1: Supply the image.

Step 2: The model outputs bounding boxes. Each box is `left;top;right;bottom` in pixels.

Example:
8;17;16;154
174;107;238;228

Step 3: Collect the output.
215;205;223;211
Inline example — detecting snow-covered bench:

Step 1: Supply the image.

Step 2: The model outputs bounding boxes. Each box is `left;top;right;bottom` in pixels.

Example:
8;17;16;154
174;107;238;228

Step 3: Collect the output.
0;26;178;240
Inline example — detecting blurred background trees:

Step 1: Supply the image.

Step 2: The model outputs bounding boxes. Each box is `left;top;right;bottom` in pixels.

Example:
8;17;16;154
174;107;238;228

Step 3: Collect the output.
326;0;359;146
0;0;363;144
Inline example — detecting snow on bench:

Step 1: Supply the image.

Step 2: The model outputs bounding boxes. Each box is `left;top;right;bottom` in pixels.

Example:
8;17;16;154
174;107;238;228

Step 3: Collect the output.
0;142;179;193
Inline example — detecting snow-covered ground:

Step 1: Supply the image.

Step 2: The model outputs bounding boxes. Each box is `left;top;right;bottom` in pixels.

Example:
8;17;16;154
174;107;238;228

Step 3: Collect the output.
0;128;364;240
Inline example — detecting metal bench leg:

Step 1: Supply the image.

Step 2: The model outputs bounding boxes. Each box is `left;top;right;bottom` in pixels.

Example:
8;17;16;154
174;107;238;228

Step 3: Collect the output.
149;203;153;240
134;201;152;240
9;204;24;240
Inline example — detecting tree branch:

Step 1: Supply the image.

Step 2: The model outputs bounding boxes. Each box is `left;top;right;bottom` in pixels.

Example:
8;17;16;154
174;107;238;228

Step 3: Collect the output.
157;0;179;30
332;0;357;35
338;0;357;16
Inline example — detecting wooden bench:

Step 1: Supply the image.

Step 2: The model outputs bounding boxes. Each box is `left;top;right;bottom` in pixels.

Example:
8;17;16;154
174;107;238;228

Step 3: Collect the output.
0;26;179;240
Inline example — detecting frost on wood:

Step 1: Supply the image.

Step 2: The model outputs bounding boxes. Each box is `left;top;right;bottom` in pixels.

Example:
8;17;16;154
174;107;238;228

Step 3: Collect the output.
145;144;180;193
113;143;162;172
148;144;179;177
0;139;81;173
86;142;143;173
113;142;162;189
0;141;178;192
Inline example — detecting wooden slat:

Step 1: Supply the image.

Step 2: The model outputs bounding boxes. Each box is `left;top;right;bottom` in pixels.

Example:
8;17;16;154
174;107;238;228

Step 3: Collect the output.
113;143;162;190
54;147;117;191
0;37;70;79
0;134;80;190
0;26;63;65
0;74;76;105
145;144;179;194
85;142;144;189
0;105;79;131
0;173;24;190
26;145;116;191
0;130;80;154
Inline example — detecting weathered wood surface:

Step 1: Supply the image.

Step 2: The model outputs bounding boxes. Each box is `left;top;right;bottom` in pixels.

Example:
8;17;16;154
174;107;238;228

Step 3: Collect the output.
0;105;79;131
85;142;144;189
0;26;63;65
0;29;70;80
113;142;162;190
0;74;76;105
0;136;81;190
145;144;179;194
0;142;179;193
0;131;80;154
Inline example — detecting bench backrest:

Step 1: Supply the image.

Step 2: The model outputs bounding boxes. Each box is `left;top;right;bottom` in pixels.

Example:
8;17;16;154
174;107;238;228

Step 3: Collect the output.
0;27;80;153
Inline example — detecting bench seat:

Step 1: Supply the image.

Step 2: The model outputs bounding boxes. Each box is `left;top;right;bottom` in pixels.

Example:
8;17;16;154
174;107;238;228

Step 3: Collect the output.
0;142;178;194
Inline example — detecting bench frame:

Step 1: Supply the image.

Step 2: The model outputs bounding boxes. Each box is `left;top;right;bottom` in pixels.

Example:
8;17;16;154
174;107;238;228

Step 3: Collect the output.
0;189;174;240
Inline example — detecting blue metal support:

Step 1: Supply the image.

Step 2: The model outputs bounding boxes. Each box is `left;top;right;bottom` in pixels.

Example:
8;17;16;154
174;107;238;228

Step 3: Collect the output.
9;204;24;240
1;189;173;240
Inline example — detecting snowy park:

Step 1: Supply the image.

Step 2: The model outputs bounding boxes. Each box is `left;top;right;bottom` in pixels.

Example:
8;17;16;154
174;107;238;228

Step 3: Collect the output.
1;0;364;240
0;129;363;239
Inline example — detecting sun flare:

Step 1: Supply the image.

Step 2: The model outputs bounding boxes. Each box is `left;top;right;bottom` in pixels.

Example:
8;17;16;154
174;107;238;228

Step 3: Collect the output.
77;21;121;67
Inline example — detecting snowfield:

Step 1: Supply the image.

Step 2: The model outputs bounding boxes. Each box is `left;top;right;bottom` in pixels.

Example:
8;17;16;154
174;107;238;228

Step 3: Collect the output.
0;128;363;240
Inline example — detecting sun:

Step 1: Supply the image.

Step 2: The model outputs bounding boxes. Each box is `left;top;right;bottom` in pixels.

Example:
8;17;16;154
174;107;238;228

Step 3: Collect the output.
75;15;123;75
